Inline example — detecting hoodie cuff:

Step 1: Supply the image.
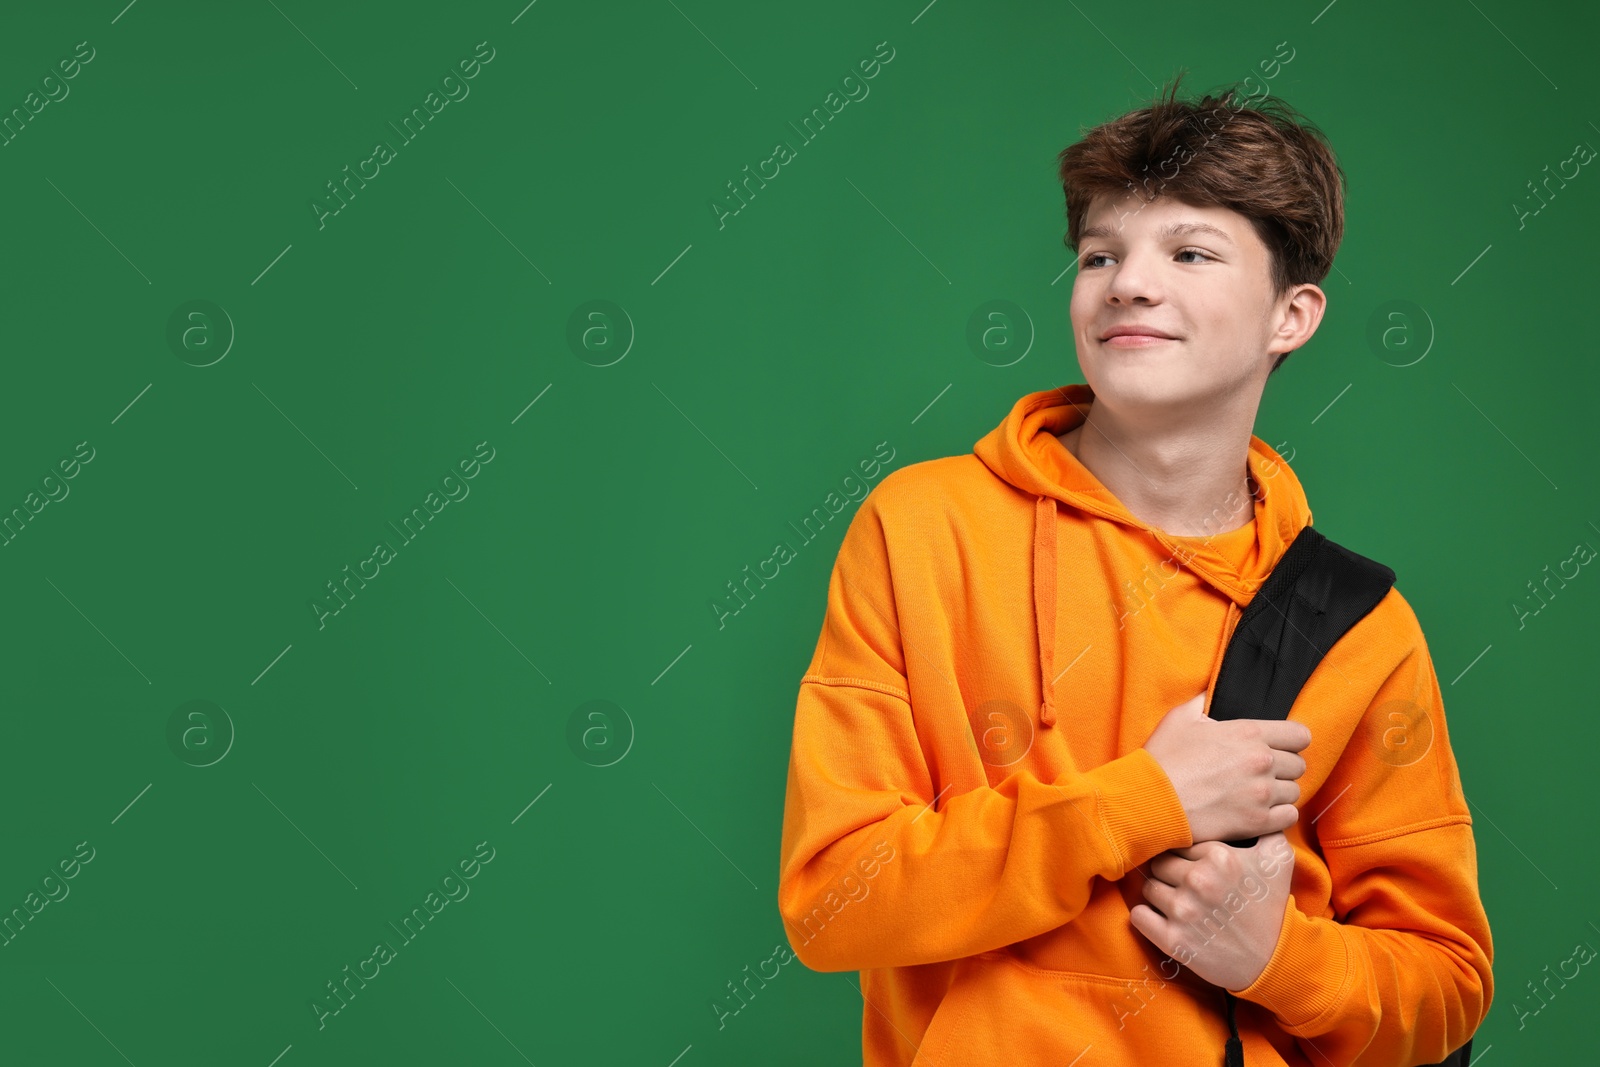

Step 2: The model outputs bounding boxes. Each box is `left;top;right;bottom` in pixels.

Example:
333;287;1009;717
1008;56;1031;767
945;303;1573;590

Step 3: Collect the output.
1229;897;1350;1029
1084;747;1193;875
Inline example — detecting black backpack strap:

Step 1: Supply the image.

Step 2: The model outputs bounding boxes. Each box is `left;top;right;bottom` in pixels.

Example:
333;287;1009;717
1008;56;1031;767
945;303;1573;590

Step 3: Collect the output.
1208;524;1395;743
1200;525;1468;1067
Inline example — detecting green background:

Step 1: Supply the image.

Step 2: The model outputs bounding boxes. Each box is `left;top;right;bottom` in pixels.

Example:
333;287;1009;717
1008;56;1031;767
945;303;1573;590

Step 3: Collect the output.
0;0;1593;1063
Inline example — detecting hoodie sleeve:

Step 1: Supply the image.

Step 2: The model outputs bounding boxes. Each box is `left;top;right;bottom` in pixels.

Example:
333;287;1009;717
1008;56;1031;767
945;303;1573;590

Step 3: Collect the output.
1228;595;1493;1065
777;483;1194;973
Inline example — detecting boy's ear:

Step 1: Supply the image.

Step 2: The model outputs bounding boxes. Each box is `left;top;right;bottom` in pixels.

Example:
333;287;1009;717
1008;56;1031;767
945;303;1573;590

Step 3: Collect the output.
1271;284;1326;357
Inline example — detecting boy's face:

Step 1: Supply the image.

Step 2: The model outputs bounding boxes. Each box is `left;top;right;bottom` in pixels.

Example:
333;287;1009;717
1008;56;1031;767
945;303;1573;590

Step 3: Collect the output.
1069;192;1318;413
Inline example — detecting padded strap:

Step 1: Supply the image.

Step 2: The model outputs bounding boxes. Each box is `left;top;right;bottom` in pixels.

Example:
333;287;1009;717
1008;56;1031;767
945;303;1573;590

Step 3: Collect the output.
1211;525;1394;848
1211;525;1395;725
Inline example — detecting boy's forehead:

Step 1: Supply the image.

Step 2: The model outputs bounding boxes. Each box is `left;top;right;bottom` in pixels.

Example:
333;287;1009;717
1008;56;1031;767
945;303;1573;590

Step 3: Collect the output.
1082;194;1253;243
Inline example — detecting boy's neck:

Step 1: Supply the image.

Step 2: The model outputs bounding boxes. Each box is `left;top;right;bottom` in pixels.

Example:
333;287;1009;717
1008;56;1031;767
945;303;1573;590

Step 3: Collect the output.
1056;397;1261;538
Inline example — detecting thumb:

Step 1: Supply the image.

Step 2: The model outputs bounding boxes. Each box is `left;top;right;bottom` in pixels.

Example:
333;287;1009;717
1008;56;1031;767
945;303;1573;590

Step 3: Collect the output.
1149;692;1208;746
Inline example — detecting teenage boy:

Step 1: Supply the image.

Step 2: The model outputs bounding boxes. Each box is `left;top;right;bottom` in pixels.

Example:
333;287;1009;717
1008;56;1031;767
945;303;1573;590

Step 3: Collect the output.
778;78;1492;1067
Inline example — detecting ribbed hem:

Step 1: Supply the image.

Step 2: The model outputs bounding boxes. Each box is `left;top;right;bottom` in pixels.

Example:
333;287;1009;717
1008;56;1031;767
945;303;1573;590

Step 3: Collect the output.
1230;899;1350;1029
1086;747;1193;875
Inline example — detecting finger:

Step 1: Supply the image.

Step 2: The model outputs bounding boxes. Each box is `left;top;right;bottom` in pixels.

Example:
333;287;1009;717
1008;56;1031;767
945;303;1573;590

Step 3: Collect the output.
1128;903;1171;949
1148;847;1204;879
1263;720;1312;752
1146;853;1179;882
1163;844;1214;865
1271;778;1302;807
1139;877;1178;919
1267;802;1300;832
1272;749;1308;780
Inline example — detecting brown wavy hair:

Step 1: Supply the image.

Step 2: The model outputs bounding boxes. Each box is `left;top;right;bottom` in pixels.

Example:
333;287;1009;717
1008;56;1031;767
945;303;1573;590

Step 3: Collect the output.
1057;72;1346;373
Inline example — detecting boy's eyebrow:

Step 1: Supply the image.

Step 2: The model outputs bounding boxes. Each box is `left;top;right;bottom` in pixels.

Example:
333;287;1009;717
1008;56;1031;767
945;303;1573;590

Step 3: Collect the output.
1080;220;1236;246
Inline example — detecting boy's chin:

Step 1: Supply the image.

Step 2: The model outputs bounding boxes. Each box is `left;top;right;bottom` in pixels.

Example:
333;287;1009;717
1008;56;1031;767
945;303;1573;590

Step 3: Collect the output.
1079;363;1206;410
1083;353;1182;387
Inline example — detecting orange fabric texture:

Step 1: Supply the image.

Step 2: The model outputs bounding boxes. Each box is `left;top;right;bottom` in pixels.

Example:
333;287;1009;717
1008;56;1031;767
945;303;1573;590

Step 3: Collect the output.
777;383;1492;1066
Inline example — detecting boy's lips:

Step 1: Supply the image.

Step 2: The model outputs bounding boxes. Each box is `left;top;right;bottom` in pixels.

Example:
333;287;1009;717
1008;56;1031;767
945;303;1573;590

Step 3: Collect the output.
1101;333;1177;347
1101;324;1177;340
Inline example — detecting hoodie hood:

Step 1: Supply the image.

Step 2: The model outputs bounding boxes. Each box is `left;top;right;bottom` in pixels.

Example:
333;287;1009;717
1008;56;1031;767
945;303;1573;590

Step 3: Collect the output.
973;382;1312;730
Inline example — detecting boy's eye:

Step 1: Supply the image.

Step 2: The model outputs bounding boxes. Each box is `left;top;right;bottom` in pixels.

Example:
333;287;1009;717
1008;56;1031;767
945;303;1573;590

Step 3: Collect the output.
1079;248;1212;269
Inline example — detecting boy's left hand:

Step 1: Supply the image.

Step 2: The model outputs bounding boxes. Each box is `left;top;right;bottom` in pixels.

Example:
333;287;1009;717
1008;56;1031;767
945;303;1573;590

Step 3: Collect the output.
1128;830;1296;993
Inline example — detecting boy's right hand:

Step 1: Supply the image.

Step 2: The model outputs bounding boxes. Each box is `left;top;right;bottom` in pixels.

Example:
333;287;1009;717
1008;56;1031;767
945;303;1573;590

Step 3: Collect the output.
1141;691;1310;845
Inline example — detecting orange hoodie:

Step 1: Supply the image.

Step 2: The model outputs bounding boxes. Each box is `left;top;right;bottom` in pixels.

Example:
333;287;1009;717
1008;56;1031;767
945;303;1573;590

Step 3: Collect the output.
777;383;1492;1066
